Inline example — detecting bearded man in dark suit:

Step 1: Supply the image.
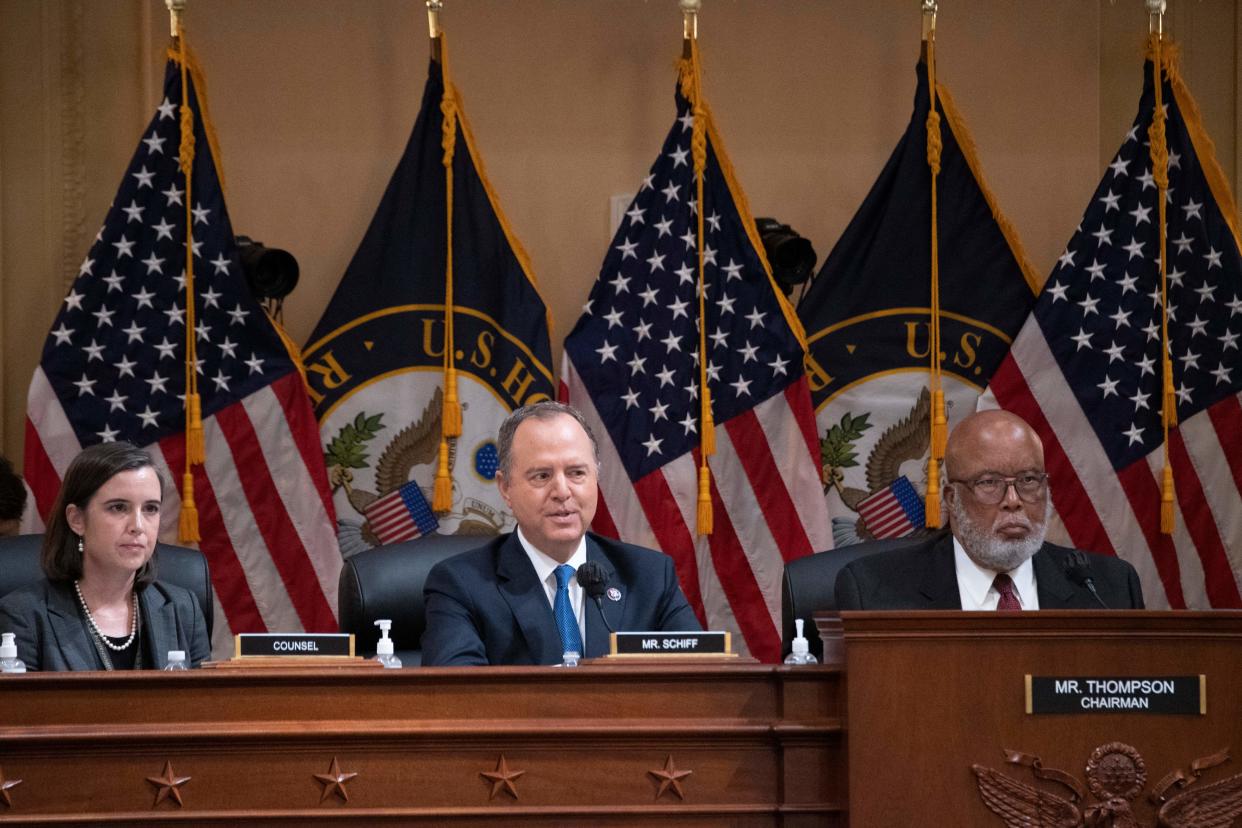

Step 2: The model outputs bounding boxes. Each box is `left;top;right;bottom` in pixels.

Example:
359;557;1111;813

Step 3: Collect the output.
835;409;1144;611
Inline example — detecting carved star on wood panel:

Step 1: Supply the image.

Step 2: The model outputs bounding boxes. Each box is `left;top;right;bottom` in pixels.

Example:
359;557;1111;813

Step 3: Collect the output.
0;766;23;808
314;757;358;803
146;761;191;807
648;755;693;801
480;754;526;800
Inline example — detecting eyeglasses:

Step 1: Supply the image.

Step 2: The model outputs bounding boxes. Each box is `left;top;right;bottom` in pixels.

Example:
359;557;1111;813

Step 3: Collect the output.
949;472;1048;505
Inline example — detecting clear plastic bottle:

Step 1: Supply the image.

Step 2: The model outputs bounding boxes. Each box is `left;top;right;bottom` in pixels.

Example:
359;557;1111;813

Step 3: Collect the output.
557;650;580;668
0;632;26;673
372;619;402;669
783;619;819;665
163;650;188;671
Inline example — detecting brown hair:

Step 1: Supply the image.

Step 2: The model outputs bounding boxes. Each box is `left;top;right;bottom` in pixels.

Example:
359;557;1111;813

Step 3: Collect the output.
496;401;599;478
42;442;165;585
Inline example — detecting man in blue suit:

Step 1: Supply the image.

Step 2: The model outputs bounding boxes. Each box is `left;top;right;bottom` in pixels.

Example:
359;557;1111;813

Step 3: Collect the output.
421;402;701;666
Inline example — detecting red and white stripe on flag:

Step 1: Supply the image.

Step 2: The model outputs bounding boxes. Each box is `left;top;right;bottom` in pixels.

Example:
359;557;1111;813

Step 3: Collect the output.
25;369;341;649
562;362;830;663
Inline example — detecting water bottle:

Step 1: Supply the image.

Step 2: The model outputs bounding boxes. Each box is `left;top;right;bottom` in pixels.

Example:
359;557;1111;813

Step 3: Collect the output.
557;650;580;668
783;619;819;665
0;632;26;673
372;619;402;669
163;650;188;671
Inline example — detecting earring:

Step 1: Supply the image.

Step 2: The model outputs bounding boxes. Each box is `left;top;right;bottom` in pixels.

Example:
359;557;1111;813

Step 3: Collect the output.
78;535;84;554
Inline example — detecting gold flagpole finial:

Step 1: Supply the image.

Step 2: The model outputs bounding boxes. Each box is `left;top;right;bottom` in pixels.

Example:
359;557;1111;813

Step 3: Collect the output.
921;0;938;41
427;0;444;41
1147;0;1166;37
680;0;700;41
165;0;186;37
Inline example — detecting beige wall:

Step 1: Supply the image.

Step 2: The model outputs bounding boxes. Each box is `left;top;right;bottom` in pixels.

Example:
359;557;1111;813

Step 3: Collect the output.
2;0;1239;465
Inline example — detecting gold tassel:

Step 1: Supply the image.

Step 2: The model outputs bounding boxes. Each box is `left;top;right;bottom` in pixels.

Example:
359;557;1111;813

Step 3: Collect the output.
442;368;462;438
186;392;205;464
1160;464;1176;534
1162;359;1178;427
178;471;200;543
432;437;453;513
696;463;713;535
931;389;948;458
700;389;715;457
924;456;941;528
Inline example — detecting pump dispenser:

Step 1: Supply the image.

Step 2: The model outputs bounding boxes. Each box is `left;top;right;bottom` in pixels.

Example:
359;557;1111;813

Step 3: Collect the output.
0;632;26;673
373;619;402;668
783;619;818;665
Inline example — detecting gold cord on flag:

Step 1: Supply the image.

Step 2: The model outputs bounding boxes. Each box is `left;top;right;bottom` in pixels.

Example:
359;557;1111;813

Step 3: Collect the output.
1148;30;1177;534
681;35;714;536
173;11;202;543
433;30;460;513
923;5;946;528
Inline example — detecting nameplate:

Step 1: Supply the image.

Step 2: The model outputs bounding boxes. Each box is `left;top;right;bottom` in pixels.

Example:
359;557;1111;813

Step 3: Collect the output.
609;631;731;657
1025;675;1204;715
235;633;355;658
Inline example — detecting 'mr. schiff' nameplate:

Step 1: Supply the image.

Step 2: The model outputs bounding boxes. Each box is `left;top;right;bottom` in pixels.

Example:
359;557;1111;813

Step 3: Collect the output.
235;633;354;658
1025;675;1204;715
609;631;731;657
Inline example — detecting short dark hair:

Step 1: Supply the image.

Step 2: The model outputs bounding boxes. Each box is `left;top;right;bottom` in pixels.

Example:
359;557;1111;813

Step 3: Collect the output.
0;456;26;522
496;401;599;477
42;442;165;585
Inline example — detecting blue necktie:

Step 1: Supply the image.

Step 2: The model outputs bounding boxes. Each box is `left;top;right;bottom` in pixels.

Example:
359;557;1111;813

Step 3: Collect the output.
554;564;584;655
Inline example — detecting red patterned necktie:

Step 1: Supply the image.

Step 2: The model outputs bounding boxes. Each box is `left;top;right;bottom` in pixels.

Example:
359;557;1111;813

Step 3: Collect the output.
994;574;1021;611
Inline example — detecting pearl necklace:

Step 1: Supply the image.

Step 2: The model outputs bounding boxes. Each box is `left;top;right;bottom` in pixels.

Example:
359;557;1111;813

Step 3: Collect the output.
73;580;139;652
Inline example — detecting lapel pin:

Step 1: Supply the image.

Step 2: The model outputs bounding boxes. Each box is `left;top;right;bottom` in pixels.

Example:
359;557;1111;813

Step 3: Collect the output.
607;587;622;602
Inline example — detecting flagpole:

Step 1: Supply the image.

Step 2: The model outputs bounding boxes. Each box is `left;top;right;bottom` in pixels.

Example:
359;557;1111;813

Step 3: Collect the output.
166;0;184;37
1147;0;1166;37
427;0;443;59
681;0;698;42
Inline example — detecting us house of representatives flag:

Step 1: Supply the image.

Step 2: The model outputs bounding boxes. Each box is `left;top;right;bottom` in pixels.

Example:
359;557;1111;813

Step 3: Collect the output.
304;52;554;556
799;58;1039;547
24;50;342;649
562;50;830;663
982;41;1242;609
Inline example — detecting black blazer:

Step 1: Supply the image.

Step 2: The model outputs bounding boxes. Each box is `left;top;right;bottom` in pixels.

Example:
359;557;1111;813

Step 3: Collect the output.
834;529;1145;610
421;531;702;666
0;578;211;670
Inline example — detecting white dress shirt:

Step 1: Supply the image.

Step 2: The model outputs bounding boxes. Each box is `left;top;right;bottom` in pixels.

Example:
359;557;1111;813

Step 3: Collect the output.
953;535;1040;610
515;528;588;645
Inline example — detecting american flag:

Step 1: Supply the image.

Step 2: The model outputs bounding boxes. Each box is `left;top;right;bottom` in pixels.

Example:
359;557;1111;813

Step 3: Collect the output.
857;476;925;540
982;47;1242;609
24;54;342;649
562;60;831;662
363;480;439;545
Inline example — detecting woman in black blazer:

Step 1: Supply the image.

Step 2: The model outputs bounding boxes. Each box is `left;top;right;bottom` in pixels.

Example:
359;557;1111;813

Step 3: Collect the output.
0;442;209;670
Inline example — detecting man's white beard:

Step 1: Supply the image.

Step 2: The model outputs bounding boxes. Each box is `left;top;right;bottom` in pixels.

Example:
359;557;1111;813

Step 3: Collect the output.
950;497;1051;573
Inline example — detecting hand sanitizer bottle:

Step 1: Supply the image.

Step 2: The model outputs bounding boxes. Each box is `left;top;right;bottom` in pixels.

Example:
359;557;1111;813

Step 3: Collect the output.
0;632;26;673
372;619;402;669
163;650;188;671
783;619;818;665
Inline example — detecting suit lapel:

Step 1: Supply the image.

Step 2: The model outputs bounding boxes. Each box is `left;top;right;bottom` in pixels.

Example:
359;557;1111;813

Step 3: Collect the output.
496;534;562;664
584;538;622;658
46;582;101;671
917;531;964;609
1033;546;1078;608
141;585;177;668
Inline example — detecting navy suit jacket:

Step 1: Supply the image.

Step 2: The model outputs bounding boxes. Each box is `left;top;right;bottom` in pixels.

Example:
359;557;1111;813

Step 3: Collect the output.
0;578;211;670
834;530;1145;610
421;531;702;666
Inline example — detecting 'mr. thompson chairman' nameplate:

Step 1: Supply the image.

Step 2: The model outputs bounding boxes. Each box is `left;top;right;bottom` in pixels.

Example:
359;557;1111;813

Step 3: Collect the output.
1026;675;1204;715
235;633;354;658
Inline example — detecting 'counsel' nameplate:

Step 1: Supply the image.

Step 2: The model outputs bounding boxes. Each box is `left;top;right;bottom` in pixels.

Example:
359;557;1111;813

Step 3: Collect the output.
235;633;355;658
1025;675;1205;715
609;631;732;657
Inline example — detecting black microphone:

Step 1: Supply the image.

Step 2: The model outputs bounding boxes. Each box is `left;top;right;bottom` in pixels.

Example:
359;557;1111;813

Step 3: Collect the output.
576;561;615;633
1065;550;1109;608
